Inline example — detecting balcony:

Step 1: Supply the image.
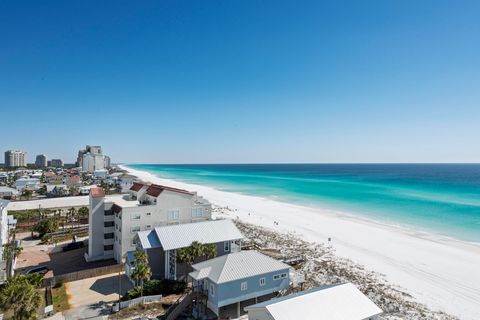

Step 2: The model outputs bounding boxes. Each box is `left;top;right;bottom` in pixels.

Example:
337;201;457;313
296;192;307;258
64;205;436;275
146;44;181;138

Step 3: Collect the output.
104;226;115;233
104;238;114;246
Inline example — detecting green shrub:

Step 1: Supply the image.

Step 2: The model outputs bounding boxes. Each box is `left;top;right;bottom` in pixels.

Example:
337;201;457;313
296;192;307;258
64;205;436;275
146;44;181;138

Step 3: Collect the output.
121;279;186;301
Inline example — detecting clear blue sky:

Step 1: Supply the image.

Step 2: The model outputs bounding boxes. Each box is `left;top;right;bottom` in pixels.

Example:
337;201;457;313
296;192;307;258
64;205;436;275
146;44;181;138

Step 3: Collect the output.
1;0;479;164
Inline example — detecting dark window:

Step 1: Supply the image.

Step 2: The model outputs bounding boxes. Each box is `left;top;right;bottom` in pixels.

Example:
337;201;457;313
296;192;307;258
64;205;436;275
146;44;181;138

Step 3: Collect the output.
104;209;114;216
104;221;114;227
104;245;113;251
104;233;114;239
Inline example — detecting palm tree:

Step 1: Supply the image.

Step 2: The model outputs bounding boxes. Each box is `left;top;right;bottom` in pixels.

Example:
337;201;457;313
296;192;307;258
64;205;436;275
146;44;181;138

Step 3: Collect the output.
3;242;23;278
68;207;76;228
176;241;218;282
78;207;89;224
202;243;217;260
0;274;42;320
131;250;152;296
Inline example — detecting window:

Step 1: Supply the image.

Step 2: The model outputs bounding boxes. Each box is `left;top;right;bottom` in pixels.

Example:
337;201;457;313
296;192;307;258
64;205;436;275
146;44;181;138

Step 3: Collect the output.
273;272;288;280
115;223;118;230
260;277;266;286
131;226;141;233
146;212;151;216
104;245;113;251
104;233;114;239
167;210;179;220
191;207;204;218
145;225;152;230
224;241;230;252
104;209;114;216
209;283;215;296
104;221;114;227
241;281;248;291
131;239;137;246
131;213;141;220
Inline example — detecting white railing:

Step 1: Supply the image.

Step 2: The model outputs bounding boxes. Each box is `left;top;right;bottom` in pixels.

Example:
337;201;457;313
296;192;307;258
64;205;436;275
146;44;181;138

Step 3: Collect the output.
112;294;163;312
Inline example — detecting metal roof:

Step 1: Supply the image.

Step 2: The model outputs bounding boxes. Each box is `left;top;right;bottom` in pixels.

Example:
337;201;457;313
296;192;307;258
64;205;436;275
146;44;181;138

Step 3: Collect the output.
190;250;290;284
137;229;162;249
244;283;383;320
137;219;243;251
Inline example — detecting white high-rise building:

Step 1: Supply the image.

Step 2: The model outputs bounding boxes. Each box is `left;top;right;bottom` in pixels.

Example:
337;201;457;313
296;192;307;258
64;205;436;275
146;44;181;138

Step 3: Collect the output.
4;150;27;167
78;145;110;172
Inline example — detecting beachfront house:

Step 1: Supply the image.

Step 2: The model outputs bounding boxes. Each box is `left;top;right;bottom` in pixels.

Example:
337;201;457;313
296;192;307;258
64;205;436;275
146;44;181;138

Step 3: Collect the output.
245;282;383;320
189;250;291;317
128;219;244;281
85;183;212;263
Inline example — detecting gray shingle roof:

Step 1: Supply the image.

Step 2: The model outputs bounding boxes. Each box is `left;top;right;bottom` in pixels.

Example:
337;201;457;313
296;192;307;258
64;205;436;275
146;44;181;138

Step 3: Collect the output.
137;219;244;251
190;250;290;284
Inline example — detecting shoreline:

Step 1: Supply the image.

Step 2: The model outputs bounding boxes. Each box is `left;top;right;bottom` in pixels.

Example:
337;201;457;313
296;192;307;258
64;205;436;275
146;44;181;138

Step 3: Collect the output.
119;164;480;319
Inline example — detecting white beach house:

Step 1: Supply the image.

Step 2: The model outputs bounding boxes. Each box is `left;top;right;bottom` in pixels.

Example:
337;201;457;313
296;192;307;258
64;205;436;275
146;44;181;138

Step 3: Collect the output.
85;183;212;263
245;282;383;320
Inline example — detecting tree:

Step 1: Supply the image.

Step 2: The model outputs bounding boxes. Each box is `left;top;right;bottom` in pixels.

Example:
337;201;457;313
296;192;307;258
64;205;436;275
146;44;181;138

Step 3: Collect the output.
3;242;23;278
32;217;59;238
21;189;32;200
78;207;89;224
176;241;217;282
37;185;47;196
0;274;42;320
130;250;152;296
68;207;77;228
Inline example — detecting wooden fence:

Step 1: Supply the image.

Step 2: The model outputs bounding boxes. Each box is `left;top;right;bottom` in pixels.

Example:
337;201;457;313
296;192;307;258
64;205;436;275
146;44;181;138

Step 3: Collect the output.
112;294;163;312
45;264;123;287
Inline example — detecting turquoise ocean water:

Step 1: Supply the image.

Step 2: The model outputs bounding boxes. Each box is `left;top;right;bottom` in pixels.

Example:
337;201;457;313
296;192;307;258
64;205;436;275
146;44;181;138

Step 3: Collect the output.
127;164;480;243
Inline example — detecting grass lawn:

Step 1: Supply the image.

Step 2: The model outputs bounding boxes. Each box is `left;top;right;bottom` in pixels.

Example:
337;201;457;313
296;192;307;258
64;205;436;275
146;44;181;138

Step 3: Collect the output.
52;283;71;312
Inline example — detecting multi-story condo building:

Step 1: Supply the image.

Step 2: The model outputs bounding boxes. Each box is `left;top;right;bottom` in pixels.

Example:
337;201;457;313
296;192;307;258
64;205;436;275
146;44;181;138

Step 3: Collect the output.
35;154;48;168
50;159;64;167
77;145;110;172
85;183;212;263
4;150;27;167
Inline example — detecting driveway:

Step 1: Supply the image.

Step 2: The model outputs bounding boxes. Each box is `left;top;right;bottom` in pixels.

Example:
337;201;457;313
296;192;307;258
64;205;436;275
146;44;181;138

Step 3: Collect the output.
15;232;116;277
64;273;133;320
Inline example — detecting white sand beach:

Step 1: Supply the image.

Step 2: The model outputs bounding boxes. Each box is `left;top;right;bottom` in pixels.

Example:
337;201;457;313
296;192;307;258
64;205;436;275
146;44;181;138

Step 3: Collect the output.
120;165;480;319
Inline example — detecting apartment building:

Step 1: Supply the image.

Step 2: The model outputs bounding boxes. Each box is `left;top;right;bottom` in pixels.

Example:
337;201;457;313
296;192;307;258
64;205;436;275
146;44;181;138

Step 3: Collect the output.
85;183;212;263
35;154;48;168
4;150;27;167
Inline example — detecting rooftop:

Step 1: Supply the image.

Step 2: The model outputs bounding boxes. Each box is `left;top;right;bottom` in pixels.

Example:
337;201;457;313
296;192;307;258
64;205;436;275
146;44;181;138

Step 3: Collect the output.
90;188;105;198
137;219;243;251
244;283;383;320
190;250;290;284
145;184;194;197
6;196;89;211
104;194;140;208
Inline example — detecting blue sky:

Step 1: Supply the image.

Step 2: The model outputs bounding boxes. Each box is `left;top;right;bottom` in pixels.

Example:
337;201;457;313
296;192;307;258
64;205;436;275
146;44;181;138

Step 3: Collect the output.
1;0;479;164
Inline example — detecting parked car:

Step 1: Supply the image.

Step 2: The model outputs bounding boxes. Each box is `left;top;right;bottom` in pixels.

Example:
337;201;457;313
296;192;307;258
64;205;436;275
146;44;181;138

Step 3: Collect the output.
26;266;49;275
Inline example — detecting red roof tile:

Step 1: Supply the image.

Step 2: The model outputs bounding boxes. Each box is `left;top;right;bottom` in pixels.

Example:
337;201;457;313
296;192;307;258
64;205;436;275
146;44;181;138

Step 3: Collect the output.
90;188;105;198
130;183;144;192
145;184;194;197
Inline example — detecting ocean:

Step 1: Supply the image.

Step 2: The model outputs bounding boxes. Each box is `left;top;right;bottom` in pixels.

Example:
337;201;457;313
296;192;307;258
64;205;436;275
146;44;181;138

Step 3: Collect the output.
127;163;480;243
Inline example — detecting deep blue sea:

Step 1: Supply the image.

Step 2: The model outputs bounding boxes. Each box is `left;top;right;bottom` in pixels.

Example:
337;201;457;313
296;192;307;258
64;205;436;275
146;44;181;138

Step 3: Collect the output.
127;164;480;243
